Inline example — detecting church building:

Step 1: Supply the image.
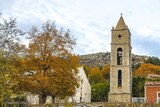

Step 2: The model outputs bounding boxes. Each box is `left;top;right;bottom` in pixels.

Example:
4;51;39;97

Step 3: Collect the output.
108;15;132;102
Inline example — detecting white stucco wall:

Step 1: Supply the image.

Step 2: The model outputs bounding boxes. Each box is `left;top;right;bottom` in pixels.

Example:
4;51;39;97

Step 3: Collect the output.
26;93;39;105
73;67;91;103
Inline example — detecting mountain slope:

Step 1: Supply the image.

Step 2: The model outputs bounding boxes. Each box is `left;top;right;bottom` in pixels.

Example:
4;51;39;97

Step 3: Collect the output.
79;52;148;67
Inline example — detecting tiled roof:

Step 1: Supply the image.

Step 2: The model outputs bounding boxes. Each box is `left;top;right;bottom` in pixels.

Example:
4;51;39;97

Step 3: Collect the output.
147;74;160;78
145;82;160;86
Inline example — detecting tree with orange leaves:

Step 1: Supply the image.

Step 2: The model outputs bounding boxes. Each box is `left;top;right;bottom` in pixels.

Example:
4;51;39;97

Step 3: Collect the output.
15;21;79;104
88;66;105;85
101;64;110;80
134;63;160;77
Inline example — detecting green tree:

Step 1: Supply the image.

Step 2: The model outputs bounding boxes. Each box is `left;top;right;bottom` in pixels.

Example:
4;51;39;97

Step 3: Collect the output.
91;82;109;102
0;14;25;105
83;65;91;78
145;56;160;65
132;76;146;97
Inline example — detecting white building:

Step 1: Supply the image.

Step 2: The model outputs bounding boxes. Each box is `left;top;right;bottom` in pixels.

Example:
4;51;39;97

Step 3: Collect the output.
72;67;91;103
26;67;91;104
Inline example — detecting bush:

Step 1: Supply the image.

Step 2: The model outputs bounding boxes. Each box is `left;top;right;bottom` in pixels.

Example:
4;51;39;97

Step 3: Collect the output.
91;82;109;102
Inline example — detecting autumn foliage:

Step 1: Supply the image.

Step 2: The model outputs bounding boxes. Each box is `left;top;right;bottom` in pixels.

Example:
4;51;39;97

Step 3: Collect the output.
82;65;110;101
0;15;80;105
101;64;110;80
11;21;80;104
134;63;160;77
88;66;105;84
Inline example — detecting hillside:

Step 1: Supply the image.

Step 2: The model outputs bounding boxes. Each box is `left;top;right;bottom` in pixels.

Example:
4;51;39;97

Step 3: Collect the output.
79;52;148;67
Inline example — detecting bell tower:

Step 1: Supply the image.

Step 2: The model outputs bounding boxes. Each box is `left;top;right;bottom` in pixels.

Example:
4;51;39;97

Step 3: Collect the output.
108;15;132;102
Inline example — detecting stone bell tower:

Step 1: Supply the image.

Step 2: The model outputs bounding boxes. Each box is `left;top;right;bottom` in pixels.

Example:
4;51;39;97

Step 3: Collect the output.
108;15;132;102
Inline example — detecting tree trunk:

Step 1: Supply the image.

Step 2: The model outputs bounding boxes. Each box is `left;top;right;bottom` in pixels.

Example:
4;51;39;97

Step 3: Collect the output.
52;96;55;103
52;96;58;107
39;93;47;104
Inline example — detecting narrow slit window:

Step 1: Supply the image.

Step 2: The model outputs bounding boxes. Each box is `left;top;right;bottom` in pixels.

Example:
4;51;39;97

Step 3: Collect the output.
118;70;122;87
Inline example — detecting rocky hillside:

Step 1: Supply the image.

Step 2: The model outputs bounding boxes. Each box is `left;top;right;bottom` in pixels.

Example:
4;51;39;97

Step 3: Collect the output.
79;52;148;67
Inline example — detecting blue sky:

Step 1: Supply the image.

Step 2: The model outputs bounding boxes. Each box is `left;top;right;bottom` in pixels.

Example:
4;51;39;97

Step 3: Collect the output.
1;0;160;57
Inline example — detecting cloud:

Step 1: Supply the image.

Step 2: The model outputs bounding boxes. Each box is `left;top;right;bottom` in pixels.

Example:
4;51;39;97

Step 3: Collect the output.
132;31;160;57
1;0;160;57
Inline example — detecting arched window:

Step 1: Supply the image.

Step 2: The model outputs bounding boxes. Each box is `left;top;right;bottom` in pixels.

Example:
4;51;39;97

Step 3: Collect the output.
117;47;123;65
118;70;122;87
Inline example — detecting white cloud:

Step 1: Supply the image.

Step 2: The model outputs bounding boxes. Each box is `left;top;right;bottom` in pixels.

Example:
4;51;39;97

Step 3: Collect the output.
1;0;160;56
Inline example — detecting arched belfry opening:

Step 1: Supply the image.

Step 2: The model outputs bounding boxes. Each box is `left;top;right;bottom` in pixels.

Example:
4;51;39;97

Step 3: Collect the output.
117;47;123;65
108;15;132;102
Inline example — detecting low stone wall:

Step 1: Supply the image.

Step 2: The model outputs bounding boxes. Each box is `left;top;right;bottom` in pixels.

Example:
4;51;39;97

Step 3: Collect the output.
4;102;160;107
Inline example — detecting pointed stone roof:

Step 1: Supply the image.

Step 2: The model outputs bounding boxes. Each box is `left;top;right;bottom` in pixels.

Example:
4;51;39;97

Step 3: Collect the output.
115;15;128;30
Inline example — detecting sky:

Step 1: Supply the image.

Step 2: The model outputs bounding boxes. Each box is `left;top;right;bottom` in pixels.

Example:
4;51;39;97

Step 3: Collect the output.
1;0;160;57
